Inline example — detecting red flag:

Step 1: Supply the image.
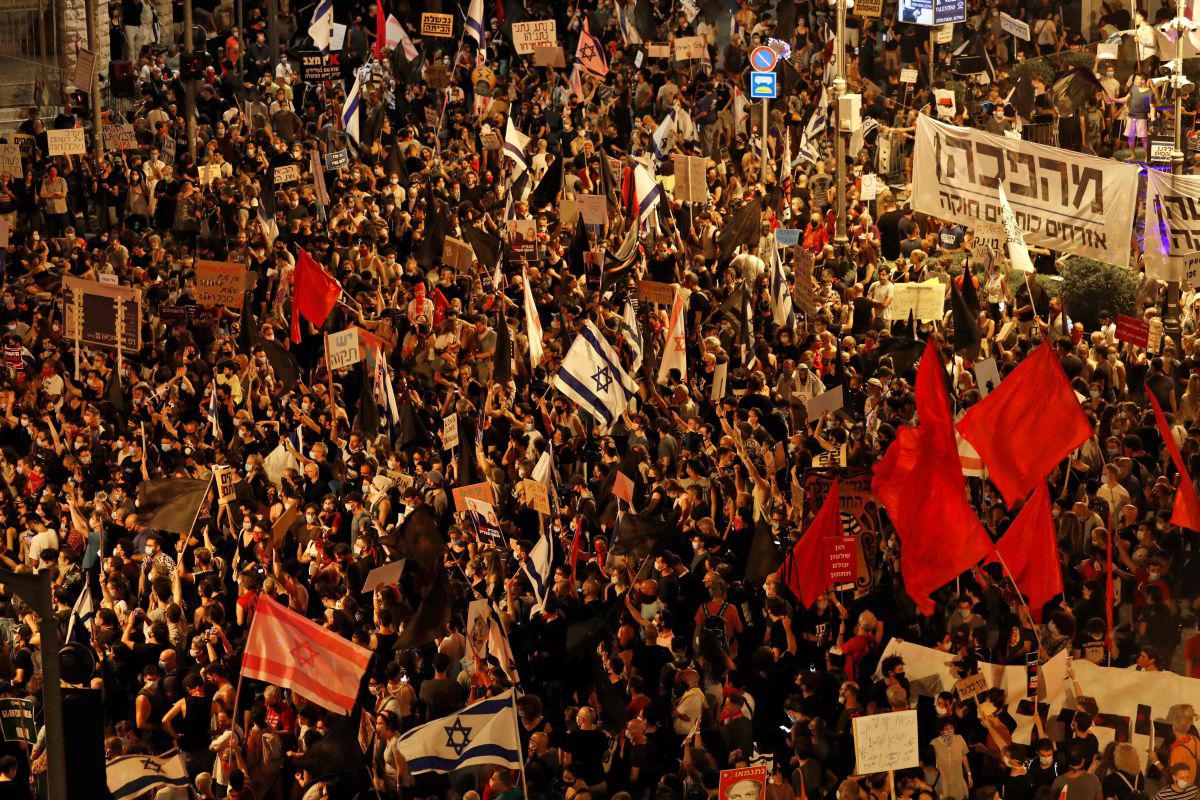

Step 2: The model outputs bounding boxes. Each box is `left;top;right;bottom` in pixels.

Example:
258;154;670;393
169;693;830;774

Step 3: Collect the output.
242;595;373;714
777;479;841;608
1148;392;1200;531
872;340;993;615
569;516;585;579
374;0;385;58
291;248;342;343
986;482;1062;622
957;341;1092;508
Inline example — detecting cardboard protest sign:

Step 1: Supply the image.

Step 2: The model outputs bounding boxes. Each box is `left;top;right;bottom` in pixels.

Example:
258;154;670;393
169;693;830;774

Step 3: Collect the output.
1000;12;1030;40
443;236;475;271
0;144;21;177
637;280;677;305
673;36;707;61
576;194;608;226
452;482;496;513
326;328;364;370
854;0;883;16
613;471;635;504
718;767;767;800
512;20;557;54
805;385;845;418
532;46;566;68
672;155;708;203
955;672;989;701
47;127;86;156
63;275;142;352
1039;649;1070;701
518;478;551;515
363;559;407;593
274;164;301;184
194;260;247;308
421;12;454;36
974;357;1001;397
103;123;138;151
646;42;671;58
852;709;919;774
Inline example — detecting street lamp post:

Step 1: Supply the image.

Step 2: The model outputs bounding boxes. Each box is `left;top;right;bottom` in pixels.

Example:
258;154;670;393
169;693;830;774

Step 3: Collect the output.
1164;17;1191;342
832;0;849;252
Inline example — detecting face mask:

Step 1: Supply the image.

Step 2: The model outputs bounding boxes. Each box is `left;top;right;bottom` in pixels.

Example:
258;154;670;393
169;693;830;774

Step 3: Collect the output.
161;443;172;452
936;706;949;717
144;545;155;555
158;661;168;673
1176;781;1189;790
1148;571;1161;580
305;513;317;524
1039;756;1054;767
960;609;970;618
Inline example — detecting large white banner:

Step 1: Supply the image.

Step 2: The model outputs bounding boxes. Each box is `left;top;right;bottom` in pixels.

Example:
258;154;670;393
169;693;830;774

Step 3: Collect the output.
878;639;1200;751
912;115;1140;267
1144;168;1200;285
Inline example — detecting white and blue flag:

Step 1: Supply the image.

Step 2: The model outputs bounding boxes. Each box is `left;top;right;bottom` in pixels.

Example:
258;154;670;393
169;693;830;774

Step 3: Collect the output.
397;689;522;775
308;0;334;52
466;0;485;46
107;750;188;800
66;581;95;643
621;300;643;374
651;110;676;162
342;73;362;145
522;531;553;617
769;239;796;329
796;86;828;166
553;321;638;431
504;118;531;175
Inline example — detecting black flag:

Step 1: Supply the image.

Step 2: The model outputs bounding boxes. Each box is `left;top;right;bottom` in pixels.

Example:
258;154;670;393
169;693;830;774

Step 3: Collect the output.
493;311;512;386
950;281;982;357
137;478;212;534
463;225;502;271
357;361;380;437
394;567;451;650
718;197;763;262
398;504;446;571
610;514;670;558
259;337;301;390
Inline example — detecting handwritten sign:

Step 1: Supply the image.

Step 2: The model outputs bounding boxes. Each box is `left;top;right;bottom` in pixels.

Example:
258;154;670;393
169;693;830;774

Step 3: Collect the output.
197;164;221;185
452;481;496;513
999;12;1030;40
900;68;918;84
637;280;677;306
825;536;858;583
512;20;557;54
442;413;460;450
890;279;945;322
103;123;138;151
0;144;21;177
46;127;86;156
0;698;34;744
274;163;301;185
577;194;608;226
1115;314;1150;348
325;149;349;169
194;260;246;308
672;155;708;203
646;43;671;58
854;0;883;16
852;709;919;774
518;479;551;515
775;228;801;246
421;12;454;37
673;36;707;61
323;328;362;370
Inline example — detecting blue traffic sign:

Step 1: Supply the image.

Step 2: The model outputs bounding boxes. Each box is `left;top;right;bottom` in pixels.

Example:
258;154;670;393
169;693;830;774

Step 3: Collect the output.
749;45;778;72
750;71;777;99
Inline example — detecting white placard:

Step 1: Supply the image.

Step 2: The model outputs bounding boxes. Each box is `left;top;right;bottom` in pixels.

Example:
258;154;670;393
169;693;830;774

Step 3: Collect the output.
936;23;954;44
512;20;557;54
861;173;879;201
673;36;707;61
74;48;97;93
46;127;86;156
326;328;363;369
900;68;918;84
999;12;1030;41
443;413;460;450
890;279;945;322
933;88;957;120
805;384;845;419
853;710;919;775
330;22;347;51
0;144;21;177
680;0;700;21
973;356;1001;397
1096;41;1119;61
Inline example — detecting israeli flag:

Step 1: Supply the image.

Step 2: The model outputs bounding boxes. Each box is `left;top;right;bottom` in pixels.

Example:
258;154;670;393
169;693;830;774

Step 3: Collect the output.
553;321;638;431
769;239;796;329
342;73;362;145
621;300;643;373
66;581;95;643
398;690;522;775
522;532;553;617
308;0;333;52
107;750;188;800
633;164;661;229
504;118;531;174
465;0;485;47
651;110;676;162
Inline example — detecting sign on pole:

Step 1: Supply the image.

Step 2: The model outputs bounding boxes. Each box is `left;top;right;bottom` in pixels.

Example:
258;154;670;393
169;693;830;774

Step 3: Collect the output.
74;49;97;93
511;20;557;54
326;328;364;369
750;71;777;99
194;260;247;308
62;275;142;352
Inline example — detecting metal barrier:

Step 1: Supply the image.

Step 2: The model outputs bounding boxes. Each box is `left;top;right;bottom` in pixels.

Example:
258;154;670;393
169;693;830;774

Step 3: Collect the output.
1021;122;1058;147
0;0;63;110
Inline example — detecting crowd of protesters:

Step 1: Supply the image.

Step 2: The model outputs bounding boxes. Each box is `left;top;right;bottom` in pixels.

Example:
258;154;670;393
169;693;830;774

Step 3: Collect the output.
0;0;1198;798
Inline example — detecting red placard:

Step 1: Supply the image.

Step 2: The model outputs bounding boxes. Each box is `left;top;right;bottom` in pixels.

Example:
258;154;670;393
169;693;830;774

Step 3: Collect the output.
719;766;768;800
825;536;859;584
1115;314;1150;349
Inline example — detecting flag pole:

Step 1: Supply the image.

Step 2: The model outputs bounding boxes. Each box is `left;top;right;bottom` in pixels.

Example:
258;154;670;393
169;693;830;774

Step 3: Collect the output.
509;688;529;797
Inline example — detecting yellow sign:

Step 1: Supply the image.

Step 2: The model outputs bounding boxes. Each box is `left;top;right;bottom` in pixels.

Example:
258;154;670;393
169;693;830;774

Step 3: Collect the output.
421;12;454;37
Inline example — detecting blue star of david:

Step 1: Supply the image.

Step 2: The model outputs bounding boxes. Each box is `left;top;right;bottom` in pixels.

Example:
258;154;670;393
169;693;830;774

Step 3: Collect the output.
444;717;472;756
291;640;320;670
141;758;164;774
591;366;612;392
579;43;598;61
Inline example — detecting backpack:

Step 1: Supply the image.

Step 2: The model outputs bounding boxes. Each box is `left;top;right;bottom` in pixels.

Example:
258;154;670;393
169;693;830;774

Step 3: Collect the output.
701;602;732;650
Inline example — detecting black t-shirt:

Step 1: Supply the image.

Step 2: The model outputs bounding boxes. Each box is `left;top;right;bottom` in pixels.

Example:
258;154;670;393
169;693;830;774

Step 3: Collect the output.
565;728;609;784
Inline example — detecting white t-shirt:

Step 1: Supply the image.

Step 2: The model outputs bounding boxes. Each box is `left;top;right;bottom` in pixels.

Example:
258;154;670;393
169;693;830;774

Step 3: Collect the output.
870;281;895;320
25;528;58;566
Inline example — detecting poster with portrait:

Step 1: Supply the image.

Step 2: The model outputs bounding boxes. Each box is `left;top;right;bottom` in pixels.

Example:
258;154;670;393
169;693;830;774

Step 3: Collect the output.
506;219;538;261
718;766;767;800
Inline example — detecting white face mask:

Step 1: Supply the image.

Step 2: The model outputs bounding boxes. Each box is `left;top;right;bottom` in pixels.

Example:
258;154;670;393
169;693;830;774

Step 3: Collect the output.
144;545;155;555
